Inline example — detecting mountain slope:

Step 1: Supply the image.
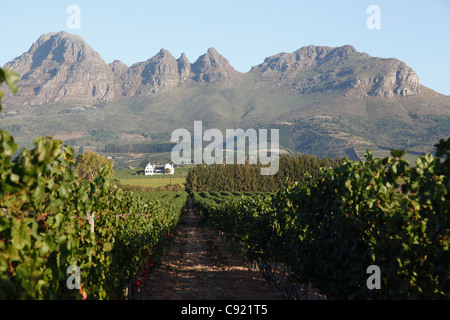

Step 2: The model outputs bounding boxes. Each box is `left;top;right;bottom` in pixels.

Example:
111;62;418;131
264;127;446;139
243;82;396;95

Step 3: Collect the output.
252;44;421;98
3;31;115;105
1;31;450;158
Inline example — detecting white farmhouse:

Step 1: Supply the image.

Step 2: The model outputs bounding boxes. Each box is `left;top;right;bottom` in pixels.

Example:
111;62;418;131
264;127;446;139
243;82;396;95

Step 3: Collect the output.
144;163;174;175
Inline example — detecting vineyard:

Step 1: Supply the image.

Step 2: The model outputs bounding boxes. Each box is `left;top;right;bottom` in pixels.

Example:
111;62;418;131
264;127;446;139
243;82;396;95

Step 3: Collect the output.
1;68;449;300
0;130;187;299
1;138;449;300
191;145;450;299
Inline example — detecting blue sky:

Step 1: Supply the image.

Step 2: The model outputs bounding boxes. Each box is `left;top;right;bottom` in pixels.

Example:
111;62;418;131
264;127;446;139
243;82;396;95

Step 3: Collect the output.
1;0;449;95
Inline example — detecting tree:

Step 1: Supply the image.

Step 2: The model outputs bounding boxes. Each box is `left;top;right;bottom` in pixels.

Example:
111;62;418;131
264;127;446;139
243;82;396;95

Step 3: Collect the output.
0;68;19;112
74;151;114;181
185;166;199;192
435;136;450;178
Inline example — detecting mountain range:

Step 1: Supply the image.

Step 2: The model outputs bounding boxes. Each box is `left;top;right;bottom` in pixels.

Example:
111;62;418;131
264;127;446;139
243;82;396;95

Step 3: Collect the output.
1;31;450;159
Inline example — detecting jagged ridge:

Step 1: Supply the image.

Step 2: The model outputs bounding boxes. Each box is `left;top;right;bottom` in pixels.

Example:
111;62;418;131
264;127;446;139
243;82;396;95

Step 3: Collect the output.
3;31;422;105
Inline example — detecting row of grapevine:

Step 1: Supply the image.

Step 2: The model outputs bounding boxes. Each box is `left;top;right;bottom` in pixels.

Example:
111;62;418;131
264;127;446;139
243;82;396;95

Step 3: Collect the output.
192;190;269;206
0;130;187;299
193;145;449;299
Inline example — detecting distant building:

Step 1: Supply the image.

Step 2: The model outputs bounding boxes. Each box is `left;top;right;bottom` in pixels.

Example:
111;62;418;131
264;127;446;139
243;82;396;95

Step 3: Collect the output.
144;163;174;175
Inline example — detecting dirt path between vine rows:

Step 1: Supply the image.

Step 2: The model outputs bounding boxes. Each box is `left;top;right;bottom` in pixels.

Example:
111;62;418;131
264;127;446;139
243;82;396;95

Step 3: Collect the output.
133;197;285;300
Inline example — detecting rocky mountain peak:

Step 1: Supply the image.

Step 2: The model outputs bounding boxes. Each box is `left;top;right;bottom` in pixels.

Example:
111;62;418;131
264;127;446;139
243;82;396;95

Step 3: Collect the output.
3;31;114;105
177;52;192;83
253;44;420;98
191;47;238;82
121;48;181;96
27;31;99;69
157;48;172;57
109;59;128;76
256;45;362;73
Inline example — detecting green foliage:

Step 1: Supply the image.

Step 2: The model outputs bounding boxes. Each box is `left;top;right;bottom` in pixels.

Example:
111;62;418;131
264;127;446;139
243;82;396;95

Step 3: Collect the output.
102;142;177;154
0;132;187;299
184;154;342;193
88;129;116;142
192;142;450;299
0;68;19;112
435;136;450;178
74;151;114;182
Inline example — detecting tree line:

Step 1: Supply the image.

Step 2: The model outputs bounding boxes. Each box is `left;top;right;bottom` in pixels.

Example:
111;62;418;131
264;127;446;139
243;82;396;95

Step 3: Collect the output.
185;154;342;192
102;142;177;154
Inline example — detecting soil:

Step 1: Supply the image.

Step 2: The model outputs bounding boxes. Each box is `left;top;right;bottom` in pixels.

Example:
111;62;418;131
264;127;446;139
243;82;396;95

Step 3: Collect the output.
133;197;285;300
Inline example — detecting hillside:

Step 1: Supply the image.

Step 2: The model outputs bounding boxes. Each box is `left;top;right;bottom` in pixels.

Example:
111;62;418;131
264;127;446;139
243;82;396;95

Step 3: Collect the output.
1;31;450;158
